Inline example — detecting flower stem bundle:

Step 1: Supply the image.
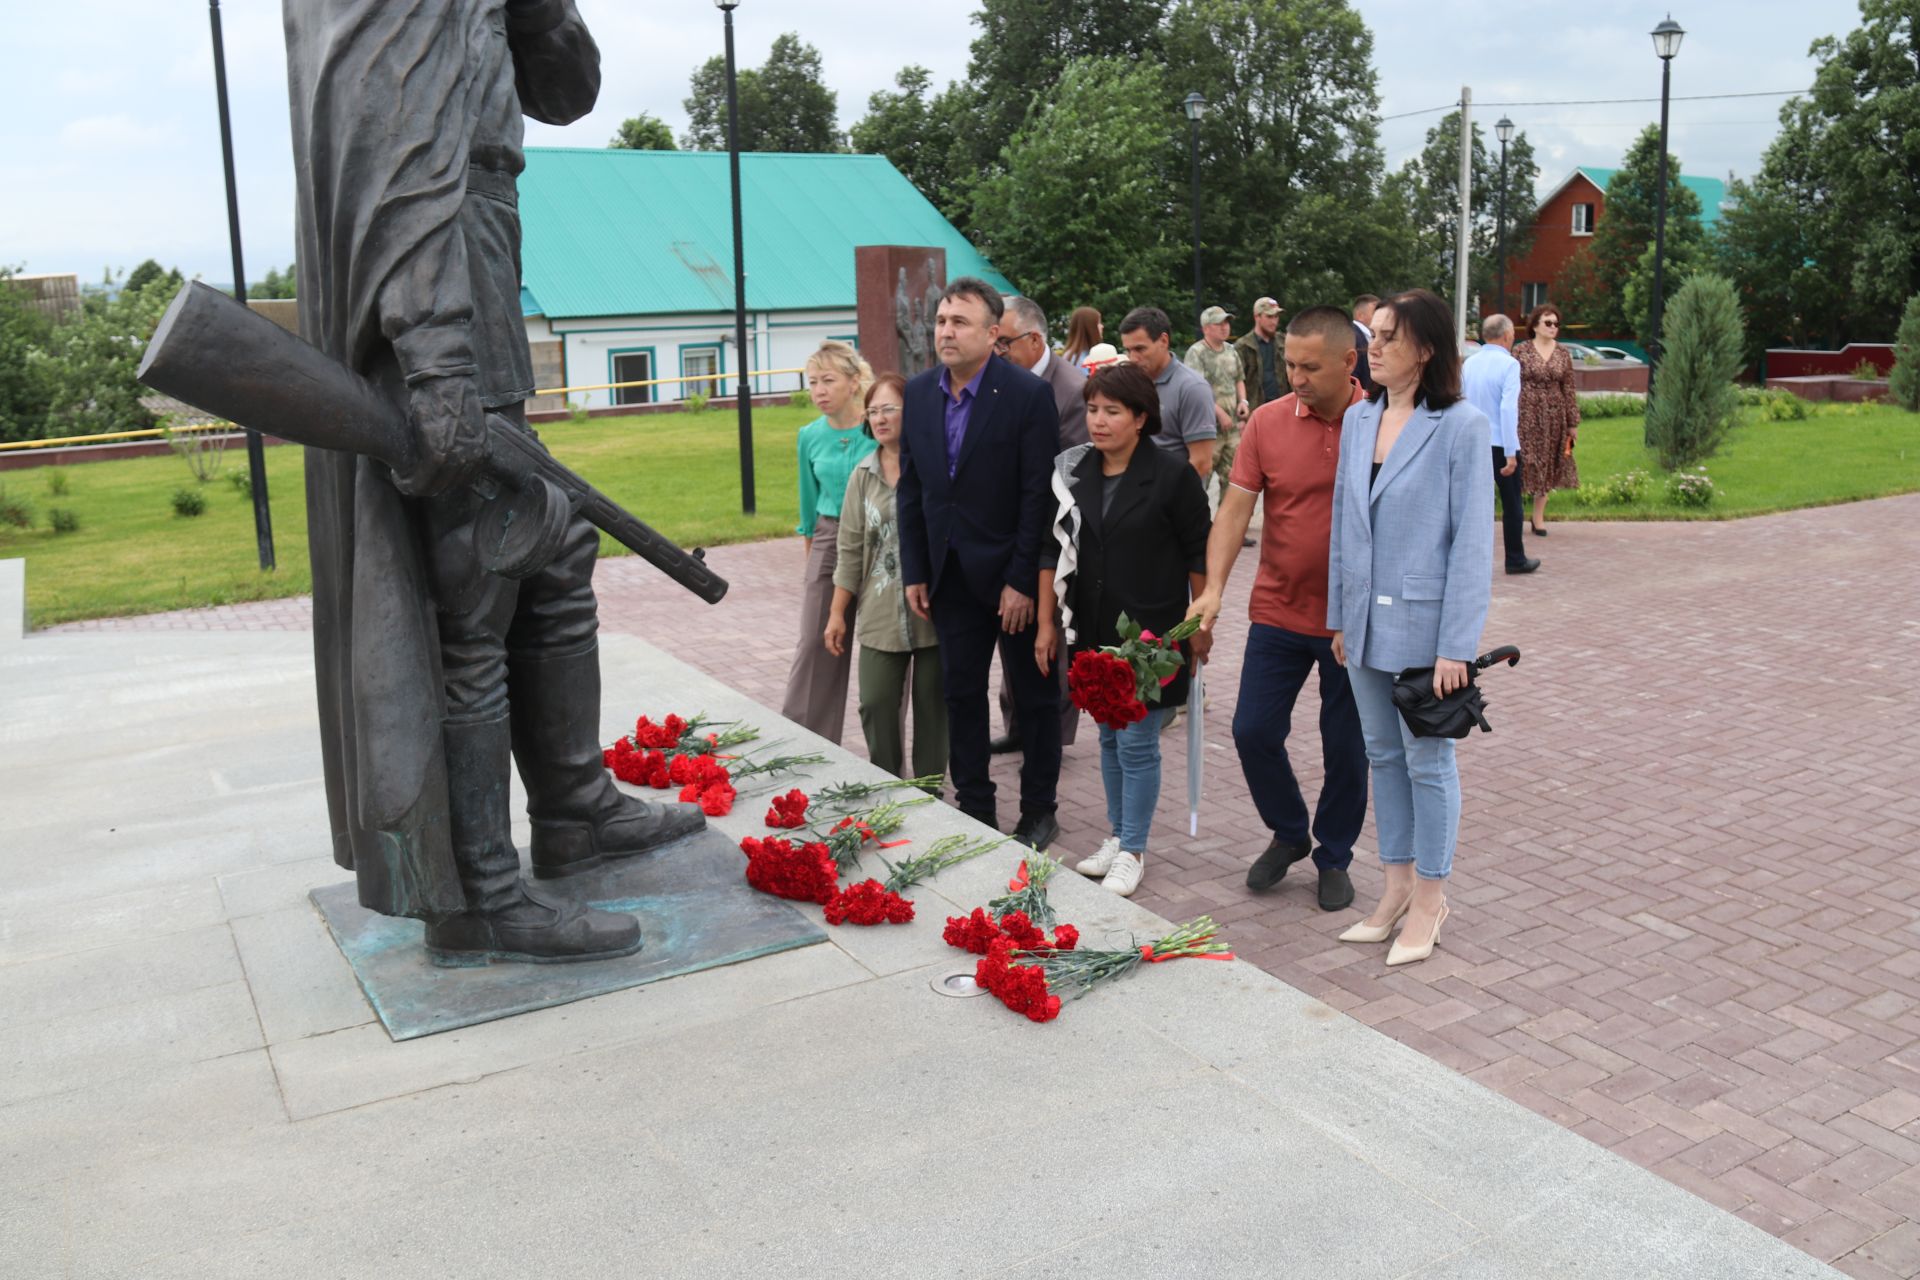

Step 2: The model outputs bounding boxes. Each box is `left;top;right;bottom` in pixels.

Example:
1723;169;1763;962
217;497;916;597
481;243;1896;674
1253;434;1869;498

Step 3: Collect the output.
977;917;1232;1023
880;833;1003;894
811;775;944;810
988;851;1063;927
812;797;930;874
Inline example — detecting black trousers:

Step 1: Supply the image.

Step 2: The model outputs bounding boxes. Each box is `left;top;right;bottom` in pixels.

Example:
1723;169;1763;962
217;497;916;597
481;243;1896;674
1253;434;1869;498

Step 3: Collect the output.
931;562;1061;822
1492;446;1528;567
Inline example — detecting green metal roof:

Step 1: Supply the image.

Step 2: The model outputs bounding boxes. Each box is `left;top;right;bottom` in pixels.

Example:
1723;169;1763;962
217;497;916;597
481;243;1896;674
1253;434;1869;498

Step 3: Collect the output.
1577;166;1727;229
516;148;1014;320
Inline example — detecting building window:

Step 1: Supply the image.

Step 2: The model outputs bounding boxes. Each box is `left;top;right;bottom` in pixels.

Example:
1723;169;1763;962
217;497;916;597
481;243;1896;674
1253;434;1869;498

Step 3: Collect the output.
681;346;720;400
612;351;653;406
1571;203;1595;236
1522;283;1548;313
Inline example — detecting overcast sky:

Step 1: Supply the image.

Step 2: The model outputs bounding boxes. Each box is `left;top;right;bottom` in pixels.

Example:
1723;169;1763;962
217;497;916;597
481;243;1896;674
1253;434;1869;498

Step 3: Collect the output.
0;0;1848;283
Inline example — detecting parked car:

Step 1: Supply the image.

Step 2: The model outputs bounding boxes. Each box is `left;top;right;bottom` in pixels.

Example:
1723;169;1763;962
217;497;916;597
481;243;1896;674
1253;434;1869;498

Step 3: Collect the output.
1563;342;1644;365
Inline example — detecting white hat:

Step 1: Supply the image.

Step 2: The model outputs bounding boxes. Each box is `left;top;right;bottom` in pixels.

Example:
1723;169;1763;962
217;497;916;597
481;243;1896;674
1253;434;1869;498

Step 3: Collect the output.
1082;342;1123;370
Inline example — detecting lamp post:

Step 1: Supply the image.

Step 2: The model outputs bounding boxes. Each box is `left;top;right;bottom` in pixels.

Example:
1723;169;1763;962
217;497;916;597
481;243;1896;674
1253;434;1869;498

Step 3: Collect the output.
1183;92;1206;333
716;0;754;514
1647;13;1685;404
207;0;274;570
1494;116;1514;323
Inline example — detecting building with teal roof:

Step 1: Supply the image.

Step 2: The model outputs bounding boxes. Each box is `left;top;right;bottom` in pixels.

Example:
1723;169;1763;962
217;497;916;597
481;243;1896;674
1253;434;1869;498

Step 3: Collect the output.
1573;166;1727;227
515;148;1014;409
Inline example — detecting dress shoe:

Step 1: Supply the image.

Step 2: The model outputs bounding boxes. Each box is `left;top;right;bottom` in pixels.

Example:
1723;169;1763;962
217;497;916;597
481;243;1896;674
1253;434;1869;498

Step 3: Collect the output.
1337;898;1410;943
1101;850;1145;897
1317;866;1355;912
988;732;1023;756
1530;524;1549;536
1076;835;1122;877
1241;536;1257;548
1245;837;1310;892
1010;809;1060;851
426;882;642;966
1386;903;1450;966
1505;557;1541;575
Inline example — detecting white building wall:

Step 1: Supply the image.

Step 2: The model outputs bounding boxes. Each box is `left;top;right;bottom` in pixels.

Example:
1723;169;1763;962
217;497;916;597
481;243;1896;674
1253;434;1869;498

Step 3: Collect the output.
524;309;858;409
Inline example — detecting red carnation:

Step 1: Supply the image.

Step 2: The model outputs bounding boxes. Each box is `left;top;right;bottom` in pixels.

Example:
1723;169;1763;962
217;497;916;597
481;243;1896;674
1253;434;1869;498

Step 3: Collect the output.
741;836;837;905
1069;651;1148;731
765;788;810;829
823;878;915;926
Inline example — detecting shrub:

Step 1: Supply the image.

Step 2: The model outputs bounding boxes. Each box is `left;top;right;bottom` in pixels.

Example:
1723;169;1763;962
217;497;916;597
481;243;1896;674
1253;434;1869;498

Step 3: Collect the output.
1760;393;1810;422
682;391;710;415
48;507;79;534
1666;468;1716;508
1851;359;1883;381
1891;293;1920;412
0;483;32;528
1567;484;1605;508
46;469;70;496
170;487;207;518
163;423;229;484
1602;470;1651;504
229;471;252;499
1575;393;1644;419
567;399;591;425
789;389;812;410
1645;273;1744;469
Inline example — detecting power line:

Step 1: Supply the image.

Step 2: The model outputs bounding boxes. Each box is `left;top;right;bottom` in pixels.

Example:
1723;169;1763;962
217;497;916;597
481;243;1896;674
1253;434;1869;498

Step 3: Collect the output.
1379;87;1806;124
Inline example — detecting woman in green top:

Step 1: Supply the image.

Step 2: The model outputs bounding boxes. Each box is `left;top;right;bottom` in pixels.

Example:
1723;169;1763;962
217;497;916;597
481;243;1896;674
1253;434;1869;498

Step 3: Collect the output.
824;374;946;783
779;340;877;743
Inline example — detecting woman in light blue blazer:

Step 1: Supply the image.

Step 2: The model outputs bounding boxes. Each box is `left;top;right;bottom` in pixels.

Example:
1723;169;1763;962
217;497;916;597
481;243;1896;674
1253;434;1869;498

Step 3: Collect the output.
1326;289;1493;967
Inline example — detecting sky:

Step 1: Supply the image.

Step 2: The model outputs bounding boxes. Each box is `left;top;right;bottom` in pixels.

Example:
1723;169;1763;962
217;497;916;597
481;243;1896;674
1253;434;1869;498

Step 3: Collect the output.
0;0;1852;284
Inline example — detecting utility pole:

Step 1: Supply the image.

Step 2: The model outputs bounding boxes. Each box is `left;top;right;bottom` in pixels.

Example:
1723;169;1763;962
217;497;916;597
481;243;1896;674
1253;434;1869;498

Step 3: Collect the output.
1455;86;1473;348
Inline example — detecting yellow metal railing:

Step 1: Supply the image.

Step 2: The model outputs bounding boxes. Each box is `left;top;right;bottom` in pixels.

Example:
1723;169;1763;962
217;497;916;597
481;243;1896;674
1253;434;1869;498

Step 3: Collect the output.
0;366;811;453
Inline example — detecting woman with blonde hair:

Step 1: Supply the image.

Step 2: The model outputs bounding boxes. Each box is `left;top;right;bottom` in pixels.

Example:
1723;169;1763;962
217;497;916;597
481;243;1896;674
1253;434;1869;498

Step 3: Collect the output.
1061;306;1103;368
780;340;876;742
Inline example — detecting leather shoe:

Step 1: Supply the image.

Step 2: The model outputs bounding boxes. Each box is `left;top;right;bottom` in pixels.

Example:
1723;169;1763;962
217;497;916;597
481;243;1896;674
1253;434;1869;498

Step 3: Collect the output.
988;732;1023;755
1010;810;1060;851
1245;837;1310;892
1505;557;1541;575
1317;866;1355;912
426;882;642;966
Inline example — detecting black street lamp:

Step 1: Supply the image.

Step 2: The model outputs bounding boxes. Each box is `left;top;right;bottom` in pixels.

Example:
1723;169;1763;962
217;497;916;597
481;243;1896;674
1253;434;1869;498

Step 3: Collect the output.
207;0;274;570
1495;116;1514;322
1183;92;1206;333
1647;13;1685;403
716;0;754;515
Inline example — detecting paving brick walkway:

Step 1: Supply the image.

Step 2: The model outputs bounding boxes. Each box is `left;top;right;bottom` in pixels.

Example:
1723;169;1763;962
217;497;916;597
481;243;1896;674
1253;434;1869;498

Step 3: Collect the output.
50;495;1920;1278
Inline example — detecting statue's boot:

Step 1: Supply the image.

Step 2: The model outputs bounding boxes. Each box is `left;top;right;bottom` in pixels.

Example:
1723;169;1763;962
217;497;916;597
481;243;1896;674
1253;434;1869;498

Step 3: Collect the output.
425;712;642;965
510;642;706;881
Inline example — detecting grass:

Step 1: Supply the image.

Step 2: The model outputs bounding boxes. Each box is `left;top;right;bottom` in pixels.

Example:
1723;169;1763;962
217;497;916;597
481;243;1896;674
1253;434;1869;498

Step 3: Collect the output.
0;406;817;627
5;399;1917;626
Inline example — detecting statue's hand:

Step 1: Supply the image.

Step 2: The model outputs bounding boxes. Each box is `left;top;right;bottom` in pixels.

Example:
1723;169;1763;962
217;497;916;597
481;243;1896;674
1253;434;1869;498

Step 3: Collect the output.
395;374;486;497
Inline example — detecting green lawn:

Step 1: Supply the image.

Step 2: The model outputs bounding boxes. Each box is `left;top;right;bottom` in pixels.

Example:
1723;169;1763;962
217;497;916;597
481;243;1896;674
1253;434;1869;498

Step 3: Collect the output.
4;400;1917;627
0;406;816;627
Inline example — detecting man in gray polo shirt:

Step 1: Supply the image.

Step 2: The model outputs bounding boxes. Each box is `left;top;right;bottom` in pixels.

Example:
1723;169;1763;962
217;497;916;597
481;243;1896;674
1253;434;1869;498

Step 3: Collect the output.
1118;306;1217;481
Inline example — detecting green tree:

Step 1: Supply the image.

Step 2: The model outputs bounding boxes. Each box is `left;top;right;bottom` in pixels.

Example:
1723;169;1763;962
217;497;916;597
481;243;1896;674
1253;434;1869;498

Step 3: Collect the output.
43;266;182;437
123;259;172;295
1555;124;1705;343
970;58;1183;327
1890;293;1920;412
1644;273;1744;469
1713;113;1848;361
850;67;975;221
608;113;676;151
682;33;841;153
249;264;297;299
0;266;56;443
1385;110;1540;312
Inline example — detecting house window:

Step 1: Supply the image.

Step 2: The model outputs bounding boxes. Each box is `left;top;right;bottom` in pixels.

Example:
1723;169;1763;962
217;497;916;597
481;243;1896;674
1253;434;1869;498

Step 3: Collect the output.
681;346;720;400
1522;283;1549;313
1571;203;1596;236
612;351;653;406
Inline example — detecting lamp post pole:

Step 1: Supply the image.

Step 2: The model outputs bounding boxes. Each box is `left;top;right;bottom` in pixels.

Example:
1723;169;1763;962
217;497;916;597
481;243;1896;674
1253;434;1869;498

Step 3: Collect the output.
717;0;754;514
1495;117;1513;322
208;0;274;571
1648;14;1685;410
1183;93;1207;334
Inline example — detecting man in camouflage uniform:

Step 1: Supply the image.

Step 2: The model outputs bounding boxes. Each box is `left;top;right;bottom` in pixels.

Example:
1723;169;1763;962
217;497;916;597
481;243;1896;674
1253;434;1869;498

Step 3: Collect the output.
1184;304;1248;523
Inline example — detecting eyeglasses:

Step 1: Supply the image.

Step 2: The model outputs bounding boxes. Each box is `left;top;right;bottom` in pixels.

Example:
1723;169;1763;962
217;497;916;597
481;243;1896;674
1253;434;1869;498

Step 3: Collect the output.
866;403;902;420
992;331;1040;353
1539;319;1560;328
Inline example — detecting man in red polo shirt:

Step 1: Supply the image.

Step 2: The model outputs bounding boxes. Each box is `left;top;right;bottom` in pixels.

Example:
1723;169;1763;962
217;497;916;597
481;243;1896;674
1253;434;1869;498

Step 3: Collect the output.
1187;306;1368;912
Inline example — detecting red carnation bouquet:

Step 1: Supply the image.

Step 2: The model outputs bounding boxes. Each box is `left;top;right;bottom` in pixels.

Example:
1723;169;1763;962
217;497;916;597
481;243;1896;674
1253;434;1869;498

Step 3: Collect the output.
976;916;1233;1023
604;713;761;815
1068;612;1203;730
945;853;1078;952
739;835;838;905
827;832;1003;927
989;851;1062;927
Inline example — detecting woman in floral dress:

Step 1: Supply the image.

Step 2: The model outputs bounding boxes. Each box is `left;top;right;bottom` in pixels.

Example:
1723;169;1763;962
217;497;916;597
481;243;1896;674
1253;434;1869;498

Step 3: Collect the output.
1515;303;1581;535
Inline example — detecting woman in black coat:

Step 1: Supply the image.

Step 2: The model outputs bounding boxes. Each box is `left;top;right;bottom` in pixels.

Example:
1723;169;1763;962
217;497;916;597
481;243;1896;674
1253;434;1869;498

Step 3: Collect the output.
1036;362;1212;897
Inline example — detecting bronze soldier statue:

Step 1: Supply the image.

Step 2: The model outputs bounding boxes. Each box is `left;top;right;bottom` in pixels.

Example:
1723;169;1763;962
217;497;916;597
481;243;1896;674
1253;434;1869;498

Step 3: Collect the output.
283;0;704;964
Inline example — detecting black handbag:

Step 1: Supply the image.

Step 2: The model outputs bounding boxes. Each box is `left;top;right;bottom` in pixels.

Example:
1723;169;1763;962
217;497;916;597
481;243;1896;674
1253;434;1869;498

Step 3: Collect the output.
1392;646;1521;739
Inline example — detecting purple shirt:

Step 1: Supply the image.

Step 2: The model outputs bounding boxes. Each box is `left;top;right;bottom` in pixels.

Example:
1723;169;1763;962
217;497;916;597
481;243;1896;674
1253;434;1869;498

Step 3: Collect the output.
937;361;988;477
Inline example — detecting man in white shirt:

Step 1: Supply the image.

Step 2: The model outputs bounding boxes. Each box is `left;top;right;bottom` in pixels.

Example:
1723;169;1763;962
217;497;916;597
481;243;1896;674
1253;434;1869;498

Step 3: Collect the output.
1461;314;1539;574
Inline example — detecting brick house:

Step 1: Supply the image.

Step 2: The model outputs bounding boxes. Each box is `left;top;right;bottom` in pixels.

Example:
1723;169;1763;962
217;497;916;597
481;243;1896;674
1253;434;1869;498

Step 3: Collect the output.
1486;166;1726;332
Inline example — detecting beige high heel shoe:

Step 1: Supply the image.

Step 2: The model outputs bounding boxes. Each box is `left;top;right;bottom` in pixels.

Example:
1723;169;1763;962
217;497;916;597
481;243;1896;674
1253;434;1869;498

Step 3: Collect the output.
1337;898;1410;943
1386;904;1450;967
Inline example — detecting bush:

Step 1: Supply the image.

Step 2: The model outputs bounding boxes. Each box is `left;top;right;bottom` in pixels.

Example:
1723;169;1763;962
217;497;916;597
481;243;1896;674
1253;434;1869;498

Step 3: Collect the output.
48;507;79;534
1602;470;1651;504
682;391;709;415
789;389;813;410
46;469;70;496
1576;393;1645;419
1890;293;1920;412
567;399;591;425
1666;468;1716;508
1851;359;1883;381
1645;272;1744;469
0;483;32;528
228;471;252;499
170;487;207;518
1760;393;1811;421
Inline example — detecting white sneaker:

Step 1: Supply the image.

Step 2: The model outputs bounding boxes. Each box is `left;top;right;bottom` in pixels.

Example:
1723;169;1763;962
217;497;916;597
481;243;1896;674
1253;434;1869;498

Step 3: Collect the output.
1076;836;1122;878
1101;850;1145;897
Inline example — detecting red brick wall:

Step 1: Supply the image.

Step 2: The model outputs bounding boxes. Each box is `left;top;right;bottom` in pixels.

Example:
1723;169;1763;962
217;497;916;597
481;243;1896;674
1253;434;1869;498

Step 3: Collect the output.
1484;173;1605;321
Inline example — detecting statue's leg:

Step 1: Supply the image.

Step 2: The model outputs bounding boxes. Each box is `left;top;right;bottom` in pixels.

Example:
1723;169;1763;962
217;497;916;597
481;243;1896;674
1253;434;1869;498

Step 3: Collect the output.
504;509;705;881
422;493;643;964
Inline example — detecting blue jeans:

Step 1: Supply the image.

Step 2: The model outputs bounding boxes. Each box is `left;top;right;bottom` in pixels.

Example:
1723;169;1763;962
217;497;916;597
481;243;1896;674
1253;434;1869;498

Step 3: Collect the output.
1098;708;1168;852
1345;664;1460;880
1231;624;1368;869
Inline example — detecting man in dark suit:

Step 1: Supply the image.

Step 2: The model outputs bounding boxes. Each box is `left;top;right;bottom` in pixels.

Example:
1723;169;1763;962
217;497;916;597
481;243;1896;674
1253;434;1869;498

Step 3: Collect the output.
988;294;1083;757
898;277;1063;849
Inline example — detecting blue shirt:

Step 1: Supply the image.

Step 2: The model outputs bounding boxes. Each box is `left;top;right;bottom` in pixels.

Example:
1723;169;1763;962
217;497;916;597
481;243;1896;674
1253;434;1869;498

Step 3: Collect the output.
1461;344;1521;454
937;361;987;477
